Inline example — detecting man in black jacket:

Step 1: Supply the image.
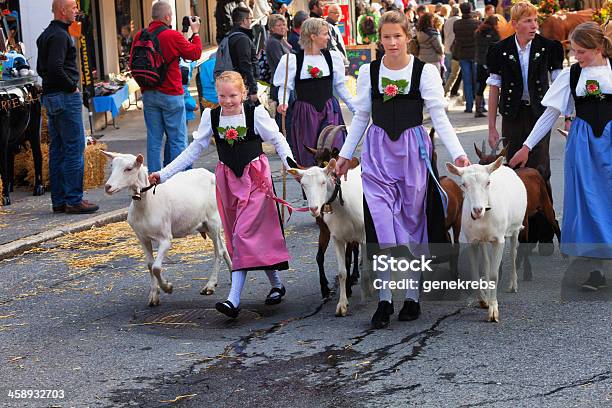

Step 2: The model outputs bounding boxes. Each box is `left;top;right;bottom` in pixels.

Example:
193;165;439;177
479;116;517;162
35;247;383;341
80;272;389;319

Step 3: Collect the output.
36;0;98;214
228;6;259;103
215;0;247;44
453;2;480;113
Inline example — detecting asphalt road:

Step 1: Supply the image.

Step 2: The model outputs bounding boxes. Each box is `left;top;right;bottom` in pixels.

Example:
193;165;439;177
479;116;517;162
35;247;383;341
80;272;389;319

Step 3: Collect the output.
0;99;610;408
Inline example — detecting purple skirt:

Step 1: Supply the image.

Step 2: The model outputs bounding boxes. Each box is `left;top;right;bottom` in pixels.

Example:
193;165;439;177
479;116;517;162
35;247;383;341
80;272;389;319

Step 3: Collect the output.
290;97;346;167
361;124;432;254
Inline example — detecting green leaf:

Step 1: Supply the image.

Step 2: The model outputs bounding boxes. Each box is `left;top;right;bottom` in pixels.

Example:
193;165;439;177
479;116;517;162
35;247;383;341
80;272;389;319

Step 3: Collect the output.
381;77;391;87
217;126;226;134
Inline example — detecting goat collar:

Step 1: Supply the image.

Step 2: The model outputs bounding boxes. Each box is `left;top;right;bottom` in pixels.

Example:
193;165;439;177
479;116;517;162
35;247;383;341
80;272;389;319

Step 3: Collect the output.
321;173;344;214
132;183;157;201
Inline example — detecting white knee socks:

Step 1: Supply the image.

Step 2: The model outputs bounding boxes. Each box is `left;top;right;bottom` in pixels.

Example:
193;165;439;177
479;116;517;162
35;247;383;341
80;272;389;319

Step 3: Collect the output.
378;268;392;303
227;270;247;307
265;270;283;288
404;270;420;302
377;269;421;303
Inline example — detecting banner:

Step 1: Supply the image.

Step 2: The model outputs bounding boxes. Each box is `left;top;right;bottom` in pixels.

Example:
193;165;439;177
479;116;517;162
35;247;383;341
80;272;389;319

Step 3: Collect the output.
75;0;96;109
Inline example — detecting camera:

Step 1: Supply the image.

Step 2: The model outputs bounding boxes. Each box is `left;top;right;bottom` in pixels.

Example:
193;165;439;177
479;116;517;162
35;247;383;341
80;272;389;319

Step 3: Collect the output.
182;16;199;33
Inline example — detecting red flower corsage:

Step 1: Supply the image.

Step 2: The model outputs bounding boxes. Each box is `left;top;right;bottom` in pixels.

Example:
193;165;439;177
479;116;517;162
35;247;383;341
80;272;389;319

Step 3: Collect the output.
307;65;322;78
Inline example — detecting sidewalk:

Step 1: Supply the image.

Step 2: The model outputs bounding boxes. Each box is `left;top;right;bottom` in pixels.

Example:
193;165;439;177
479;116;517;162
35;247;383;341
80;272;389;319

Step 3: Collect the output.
0;102;290;259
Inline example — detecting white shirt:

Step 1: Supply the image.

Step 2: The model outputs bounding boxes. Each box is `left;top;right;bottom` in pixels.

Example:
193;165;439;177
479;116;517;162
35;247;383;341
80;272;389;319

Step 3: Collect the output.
523;60;612;149
158;105;294;183
272;50;356;112
339;56;467;161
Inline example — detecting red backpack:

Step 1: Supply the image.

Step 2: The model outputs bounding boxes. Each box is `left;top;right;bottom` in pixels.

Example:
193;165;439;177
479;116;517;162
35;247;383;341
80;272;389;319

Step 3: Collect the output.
129;26;169;88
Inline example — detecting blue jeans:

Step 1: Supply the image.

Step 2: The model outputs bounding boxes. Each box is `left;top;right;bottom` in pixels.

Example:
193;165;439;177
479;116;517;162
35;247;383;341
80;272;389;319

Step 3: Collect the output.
142;91;187;172
443;53;453;83
42;91;85;207
459;59;477;111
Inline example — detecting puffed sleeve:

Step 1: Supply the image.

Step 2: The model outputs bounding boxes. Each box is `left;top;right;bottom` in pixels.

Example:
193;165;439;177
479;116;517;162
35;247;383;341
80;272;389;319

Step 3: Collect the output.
420;63;466;161
540;67;572;113
339;64;372;159
330;50;356;113
253;105;294;168
548;39;564;72
273;53;296;105
158;109;213;183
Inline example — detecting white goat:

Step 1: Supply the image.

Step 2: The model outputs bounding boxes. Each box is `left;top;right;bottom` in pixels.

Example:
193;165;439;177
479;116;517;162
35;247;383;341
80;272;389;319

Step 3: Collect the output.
446;157;527;322
103;152;231;306
288;159;374;316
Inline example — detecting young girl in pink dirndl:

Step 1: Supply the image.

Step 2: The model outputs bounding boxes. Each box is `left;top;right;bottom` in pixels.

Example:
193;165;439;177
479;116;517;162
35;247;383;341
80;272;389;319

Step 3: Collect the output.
150;72;294;319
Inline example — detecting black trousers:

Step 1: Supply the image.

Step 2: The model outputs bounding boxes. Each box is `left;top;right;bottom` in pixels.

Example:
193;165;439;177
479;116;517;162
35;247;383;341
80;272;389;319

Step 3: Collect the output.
475;64;489;97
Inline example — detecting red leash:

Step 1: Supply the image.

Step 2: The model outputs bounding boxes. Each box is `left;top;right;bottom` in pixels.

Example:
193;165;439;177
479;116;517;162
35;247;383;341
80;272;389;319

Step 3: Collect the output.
251;166;309;221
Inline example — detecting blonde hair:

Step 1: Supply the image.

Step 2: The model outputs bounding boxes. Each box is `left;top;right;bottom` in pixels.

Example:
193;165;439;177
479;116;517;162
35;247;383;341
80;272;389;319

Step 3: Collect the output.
510;1;537;22
570;21;612;58
298;18;328;49
268;13;286;30
215;71;247;94
378;10;411;38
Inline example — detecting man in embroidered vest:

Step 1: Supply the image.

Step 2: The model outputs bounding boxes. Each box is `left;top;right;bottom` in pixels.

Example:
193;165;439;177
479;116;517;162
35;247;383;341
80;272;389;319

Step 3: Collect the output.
486;1;564;251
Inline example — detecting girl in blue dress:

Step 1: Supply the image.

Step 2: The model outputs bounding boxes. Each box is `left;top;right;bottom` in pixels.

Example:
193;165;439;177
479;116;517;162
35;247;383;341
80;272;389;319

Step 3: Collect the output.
510;22;612;290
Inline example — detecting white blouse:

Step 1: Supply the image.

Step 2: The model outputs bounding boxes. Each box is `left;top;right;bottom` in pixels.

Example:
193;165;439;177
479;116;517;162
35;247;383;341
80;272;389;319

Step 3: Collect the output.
523;60;612;149
339;56;466;161
272;50;356;113
158;105;294;183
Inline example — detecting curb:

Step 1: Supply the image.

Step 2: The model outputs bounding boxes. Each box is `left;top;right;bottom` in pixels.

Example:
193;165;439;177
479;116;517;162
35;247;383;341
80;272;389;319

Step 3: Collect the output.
0;208;128;261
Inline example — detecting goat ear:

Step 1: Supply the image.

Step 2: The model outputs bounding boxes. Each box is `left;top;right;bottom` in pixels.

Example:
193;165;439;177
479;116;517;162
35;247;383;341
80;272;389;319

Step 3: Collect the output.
286;156;300;169
325;158;336;174
135;154;144;166
445;162;463;176
286;168;303;181
101;150;117;159
474;142;483;159
487;156;504;173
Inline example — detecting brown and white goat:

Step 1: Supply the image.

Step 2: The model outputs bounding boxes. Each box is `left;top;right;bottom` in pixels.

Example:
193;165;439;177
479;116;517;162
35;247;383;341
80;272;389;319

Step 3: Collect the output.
303;125;361;299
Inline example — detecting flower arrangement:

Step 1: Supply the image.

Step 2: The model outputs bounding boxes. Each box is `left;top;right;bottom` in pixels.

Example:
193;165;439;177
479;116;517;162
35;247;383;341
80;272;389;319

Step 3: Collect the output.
307;65;322;79
381;77;408;102
217;126;247;146
592;1;611;25
585;80;603;99
538;0;560;16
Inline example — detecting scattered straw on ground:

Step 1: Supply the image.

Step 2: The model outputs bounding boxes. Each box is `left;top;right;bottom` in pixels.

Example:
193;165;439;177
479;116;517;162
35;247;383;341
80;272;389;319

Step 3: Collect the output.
53;221;214;272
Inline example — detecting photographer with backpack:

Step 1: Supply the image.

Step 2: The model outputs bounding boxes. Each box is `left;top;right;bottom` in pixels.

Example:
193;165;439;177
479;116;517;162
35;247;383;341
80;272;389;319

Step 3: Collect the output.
130;0;202;173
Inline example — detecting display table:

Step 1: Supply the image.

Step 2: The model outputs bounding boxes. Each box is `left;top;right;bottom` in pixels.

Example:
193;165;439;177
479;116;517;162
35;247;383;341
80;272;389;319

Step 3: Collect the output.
92;84;129;129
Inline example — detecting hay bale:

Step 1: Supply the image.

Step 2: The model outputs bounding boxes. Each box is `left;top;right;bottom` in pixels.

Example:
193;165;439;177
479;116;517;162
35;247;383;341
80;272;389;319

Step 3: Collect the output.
11;142;108;191
41;107;50;145
83;143;108;190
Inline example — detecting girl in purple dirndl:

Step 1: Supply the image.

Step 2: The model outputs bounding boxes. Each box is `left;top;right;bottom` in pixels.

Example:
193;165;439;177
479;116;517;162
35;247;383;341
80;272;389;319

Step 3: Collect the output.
274;17;355;167
336;11;471;329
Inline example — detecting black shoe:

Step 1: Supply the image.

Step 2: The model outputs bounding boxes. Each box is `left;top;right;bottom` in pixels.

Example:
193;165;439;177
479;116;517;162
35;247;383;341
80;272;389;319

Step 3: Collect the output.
265;285;286;305
450;92;459;97
52;204;66;213
474;110;486;118
398;300;421;321
215;300;240;318
371;301;394;329
581;271;607;291
464;109;473;113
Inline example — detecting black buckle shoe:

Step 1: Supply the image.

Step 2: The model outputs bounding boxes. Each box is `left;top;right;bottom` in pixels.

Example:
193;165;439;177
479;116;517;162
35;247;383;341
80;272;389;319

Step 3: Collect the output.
398;300;421;321
371;301;394;329
215;300;240;318
265;286;286;305
581;271;607;291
